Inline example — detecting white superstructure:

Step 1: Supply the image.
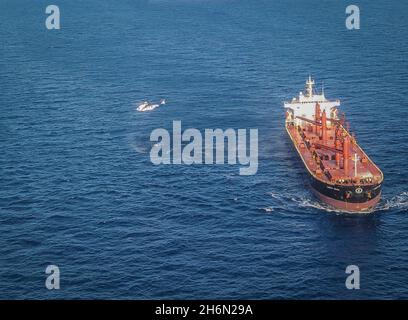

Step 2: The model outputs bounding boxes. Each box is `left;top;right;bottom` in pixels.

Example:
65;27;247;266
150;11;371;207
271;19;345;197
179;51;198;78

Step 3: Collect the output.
284;76;340;126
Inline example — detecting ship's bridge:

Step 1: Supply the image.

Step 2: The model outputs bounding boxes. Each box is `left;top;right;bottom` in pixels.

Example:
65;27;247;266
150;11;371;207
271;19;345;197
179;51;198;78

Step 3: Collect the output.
284;77;340;125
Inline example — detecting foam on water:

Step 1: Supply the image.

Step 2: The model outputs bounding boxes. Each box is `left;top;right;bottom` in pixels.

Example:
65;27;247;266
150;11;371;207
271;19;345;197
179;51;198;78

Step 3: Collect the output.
268;190;408;215
376;192;408;212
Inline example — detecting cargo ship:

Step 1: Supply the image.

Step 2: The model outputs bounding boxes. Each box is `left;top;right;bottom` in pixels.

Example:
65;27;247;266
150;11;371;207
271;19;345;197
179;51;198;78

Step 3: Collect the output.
284;77;383;212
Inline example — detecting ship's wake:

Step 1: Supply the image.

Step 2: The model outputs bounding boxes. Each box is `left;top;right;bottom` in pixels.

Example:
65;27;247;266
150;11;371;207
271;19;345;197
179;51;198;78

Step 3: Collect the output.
266;191;408;214
375;192;408;212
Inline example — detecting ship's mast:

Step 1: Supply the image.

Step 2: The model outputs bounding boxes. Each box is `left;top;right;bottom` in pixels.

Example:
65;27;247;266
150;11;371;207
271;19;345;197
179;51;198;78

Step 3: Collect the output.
353;153;359;177
306;76;315;98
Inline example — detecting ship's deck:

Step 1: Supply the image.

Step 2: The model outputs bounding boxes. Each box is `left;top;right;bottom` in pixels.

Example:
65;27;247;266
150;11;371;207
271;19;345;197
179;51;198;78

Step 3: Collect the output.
287;122;383;186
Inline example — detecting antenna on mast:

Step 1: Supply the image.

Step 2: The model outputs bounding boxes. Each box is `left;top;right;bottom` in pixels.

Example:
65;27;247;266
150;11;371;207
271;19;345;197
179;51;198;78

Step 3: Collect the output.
305;76;315;98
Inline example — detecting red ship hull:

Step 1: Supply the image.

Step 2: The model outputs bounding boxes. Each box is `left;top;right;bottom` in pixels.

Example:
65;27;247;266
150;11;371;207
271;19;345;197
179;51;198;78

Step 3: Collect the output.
285;121;383;213
312;188;381;212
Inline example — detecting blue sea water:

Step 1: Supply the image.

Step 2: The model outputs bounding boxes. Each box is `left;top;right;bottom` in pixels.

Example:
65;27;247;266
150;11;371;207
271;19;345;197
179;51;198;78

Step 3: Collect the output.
1;0;408;299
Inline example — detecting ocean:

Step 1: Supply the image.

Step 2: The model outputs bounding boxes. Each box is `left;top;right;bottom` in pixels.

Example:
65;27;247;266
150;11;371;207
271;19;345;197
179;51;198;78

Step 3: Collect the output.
1;0;408;299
